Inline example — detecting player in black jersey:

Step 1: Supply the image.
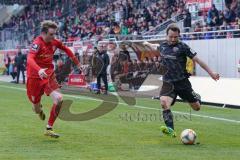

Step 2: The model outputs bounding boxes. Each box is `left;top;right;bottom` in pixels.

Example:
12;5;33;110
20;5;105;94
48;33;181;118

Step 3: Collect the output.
144;24;220;137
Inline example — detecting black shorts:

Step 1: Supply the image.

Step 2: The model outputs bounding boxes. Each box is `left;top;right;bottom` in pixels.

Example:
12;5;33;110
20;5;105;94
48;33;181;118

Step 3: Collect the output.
160;78;198;105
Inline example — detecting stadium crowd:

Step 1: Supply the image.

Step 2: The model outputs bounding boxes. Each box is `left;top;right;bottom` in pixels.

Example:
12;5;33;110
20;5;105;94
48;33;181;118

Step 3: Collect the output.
1;0;239;88
182;1;240;39
0;0;186;44
0;0;239;44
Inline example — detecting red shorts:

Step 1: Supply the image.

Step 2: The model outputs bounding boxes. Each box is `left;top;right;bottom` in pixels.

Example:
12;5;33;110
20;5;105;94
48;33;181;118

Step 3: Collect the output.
26;74;59;104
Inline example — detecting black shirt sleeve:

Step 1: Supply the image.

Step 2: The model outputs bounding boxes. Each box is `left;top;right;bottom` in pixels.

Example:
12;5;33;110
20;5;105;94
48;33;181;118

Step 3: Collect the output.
182;43;197;59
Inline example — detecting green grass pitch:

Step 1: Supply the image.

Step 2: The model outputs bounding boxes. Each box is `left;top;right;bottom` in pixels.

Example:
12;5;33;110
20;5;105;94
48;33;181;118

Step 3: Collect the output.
0;81;240;160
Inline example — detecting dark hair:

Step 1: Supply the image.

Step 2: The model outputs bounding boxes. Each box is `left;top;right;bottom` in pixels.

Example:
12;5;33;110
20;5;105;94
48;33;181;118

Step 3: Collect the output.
166;24;180;35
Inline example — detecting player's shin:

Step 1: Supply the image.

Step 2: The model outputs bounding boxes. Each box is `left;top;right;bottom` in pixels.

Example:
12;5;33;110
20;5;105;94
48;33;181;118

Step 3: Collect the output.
47;100;63;129
162;109;174;130
33;103;45;120
47;103;57;128
45;103;61;138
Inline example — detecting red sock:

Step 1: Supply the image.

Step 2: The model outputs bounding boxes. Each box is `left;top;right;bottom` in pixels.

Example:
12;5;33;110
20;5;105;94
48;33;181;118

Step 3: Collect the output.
48;104;57;127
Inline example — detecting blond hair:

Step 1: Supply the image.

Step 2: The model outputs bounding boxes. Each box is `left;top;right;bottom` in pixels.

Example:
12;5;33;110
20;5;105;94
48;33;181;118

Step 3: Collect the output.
41;20;58;33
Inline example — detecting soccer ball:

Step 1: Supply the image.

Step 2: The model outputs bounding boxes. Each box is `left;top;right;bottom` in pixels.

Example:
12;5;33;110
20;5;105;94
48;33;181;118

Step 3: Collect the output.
180;129;197;145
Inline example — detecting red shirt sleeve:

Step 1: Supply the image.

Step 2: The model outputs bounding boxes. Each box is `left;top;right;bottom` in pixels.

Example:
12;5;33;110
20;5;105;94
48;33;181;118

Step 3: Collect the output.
27;43;41;72
55;39;80;66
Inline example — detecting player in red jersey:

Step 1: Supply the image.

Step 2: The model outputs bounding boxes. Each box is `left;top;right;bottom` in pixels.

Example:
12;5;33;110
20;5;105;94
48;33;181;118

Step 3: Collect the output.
26;20;81;138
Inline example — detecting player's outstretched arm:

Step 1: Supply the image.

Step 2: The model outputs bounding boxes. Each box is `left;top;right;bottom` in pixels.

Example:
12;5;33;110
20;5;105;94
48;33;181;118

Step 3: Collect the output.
56;40;81;70
192;56;220;81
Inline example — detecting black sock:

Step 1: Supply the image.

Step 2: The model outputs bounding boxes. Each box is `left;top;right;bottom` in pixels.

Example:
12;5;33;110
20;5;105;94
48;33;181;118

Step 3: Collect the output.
162;109;174;130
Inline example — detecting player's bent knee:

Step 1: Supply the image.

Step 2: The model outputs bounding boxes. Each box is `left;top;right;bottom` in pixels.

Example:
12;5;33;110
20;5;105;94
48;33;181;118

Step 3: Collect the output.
50;91;63;104
160;98;170;110
160;102;168;109
54;95;62;105
56;94;63;103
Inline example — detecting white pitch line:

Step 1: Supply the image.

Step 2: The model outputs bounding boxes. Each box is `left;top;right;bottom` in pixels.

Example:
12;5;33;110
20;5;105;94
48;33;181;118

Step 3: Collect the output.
0;84;240;124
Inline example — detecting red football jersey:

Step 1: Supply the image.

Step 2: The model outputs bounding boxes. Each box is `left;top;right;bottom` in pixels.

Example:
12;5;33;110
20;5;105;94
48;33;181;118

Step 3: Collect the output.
27;36;79;78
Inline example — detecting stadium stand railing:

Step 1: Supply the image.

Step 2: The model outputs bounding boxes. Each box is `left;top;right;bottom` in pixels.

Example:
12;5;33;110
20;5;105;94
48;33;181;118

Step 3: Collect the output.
1;27;240;50
101;27;240;42
142;14;185;36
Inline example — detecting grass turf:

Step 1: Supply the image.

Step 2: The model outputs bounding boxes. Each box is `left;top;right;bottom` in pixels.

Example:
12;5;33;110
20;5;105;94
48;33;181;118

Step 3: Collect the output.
0;81;240;160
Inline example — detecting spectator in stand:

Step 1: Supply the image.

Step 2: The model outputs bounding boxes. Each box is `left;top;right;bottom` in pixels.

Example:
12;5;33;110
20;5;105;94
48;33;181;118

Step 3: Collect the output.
147;58;154;70
1;0;187;45
183;9;192;32
233;16;240;37
132;59;140;72
137;60;145;71
119;44;131;62
110;53;119;82
121;23;129;35
9;59;17;82
218;11;224;26
224;7;237;23
153;56;158;63
4;54;11;75
96;43;110;95
207;4;219;27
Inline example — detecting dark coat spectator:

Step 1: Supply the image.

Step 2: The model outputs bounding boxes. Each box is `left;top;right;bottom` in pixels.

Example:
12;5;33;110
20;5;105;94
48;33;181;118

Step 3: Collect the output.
224;8;236;23
15;50;26;84
207;4;219;26
96;45;110;94
183;9;191;32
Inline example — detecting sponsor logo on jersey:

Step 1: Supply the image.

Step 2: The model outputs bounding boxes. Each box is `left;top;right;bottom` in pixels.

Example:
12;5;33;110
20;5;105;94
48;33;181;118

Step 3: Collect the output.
32;44;39;52
173;47;179;52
